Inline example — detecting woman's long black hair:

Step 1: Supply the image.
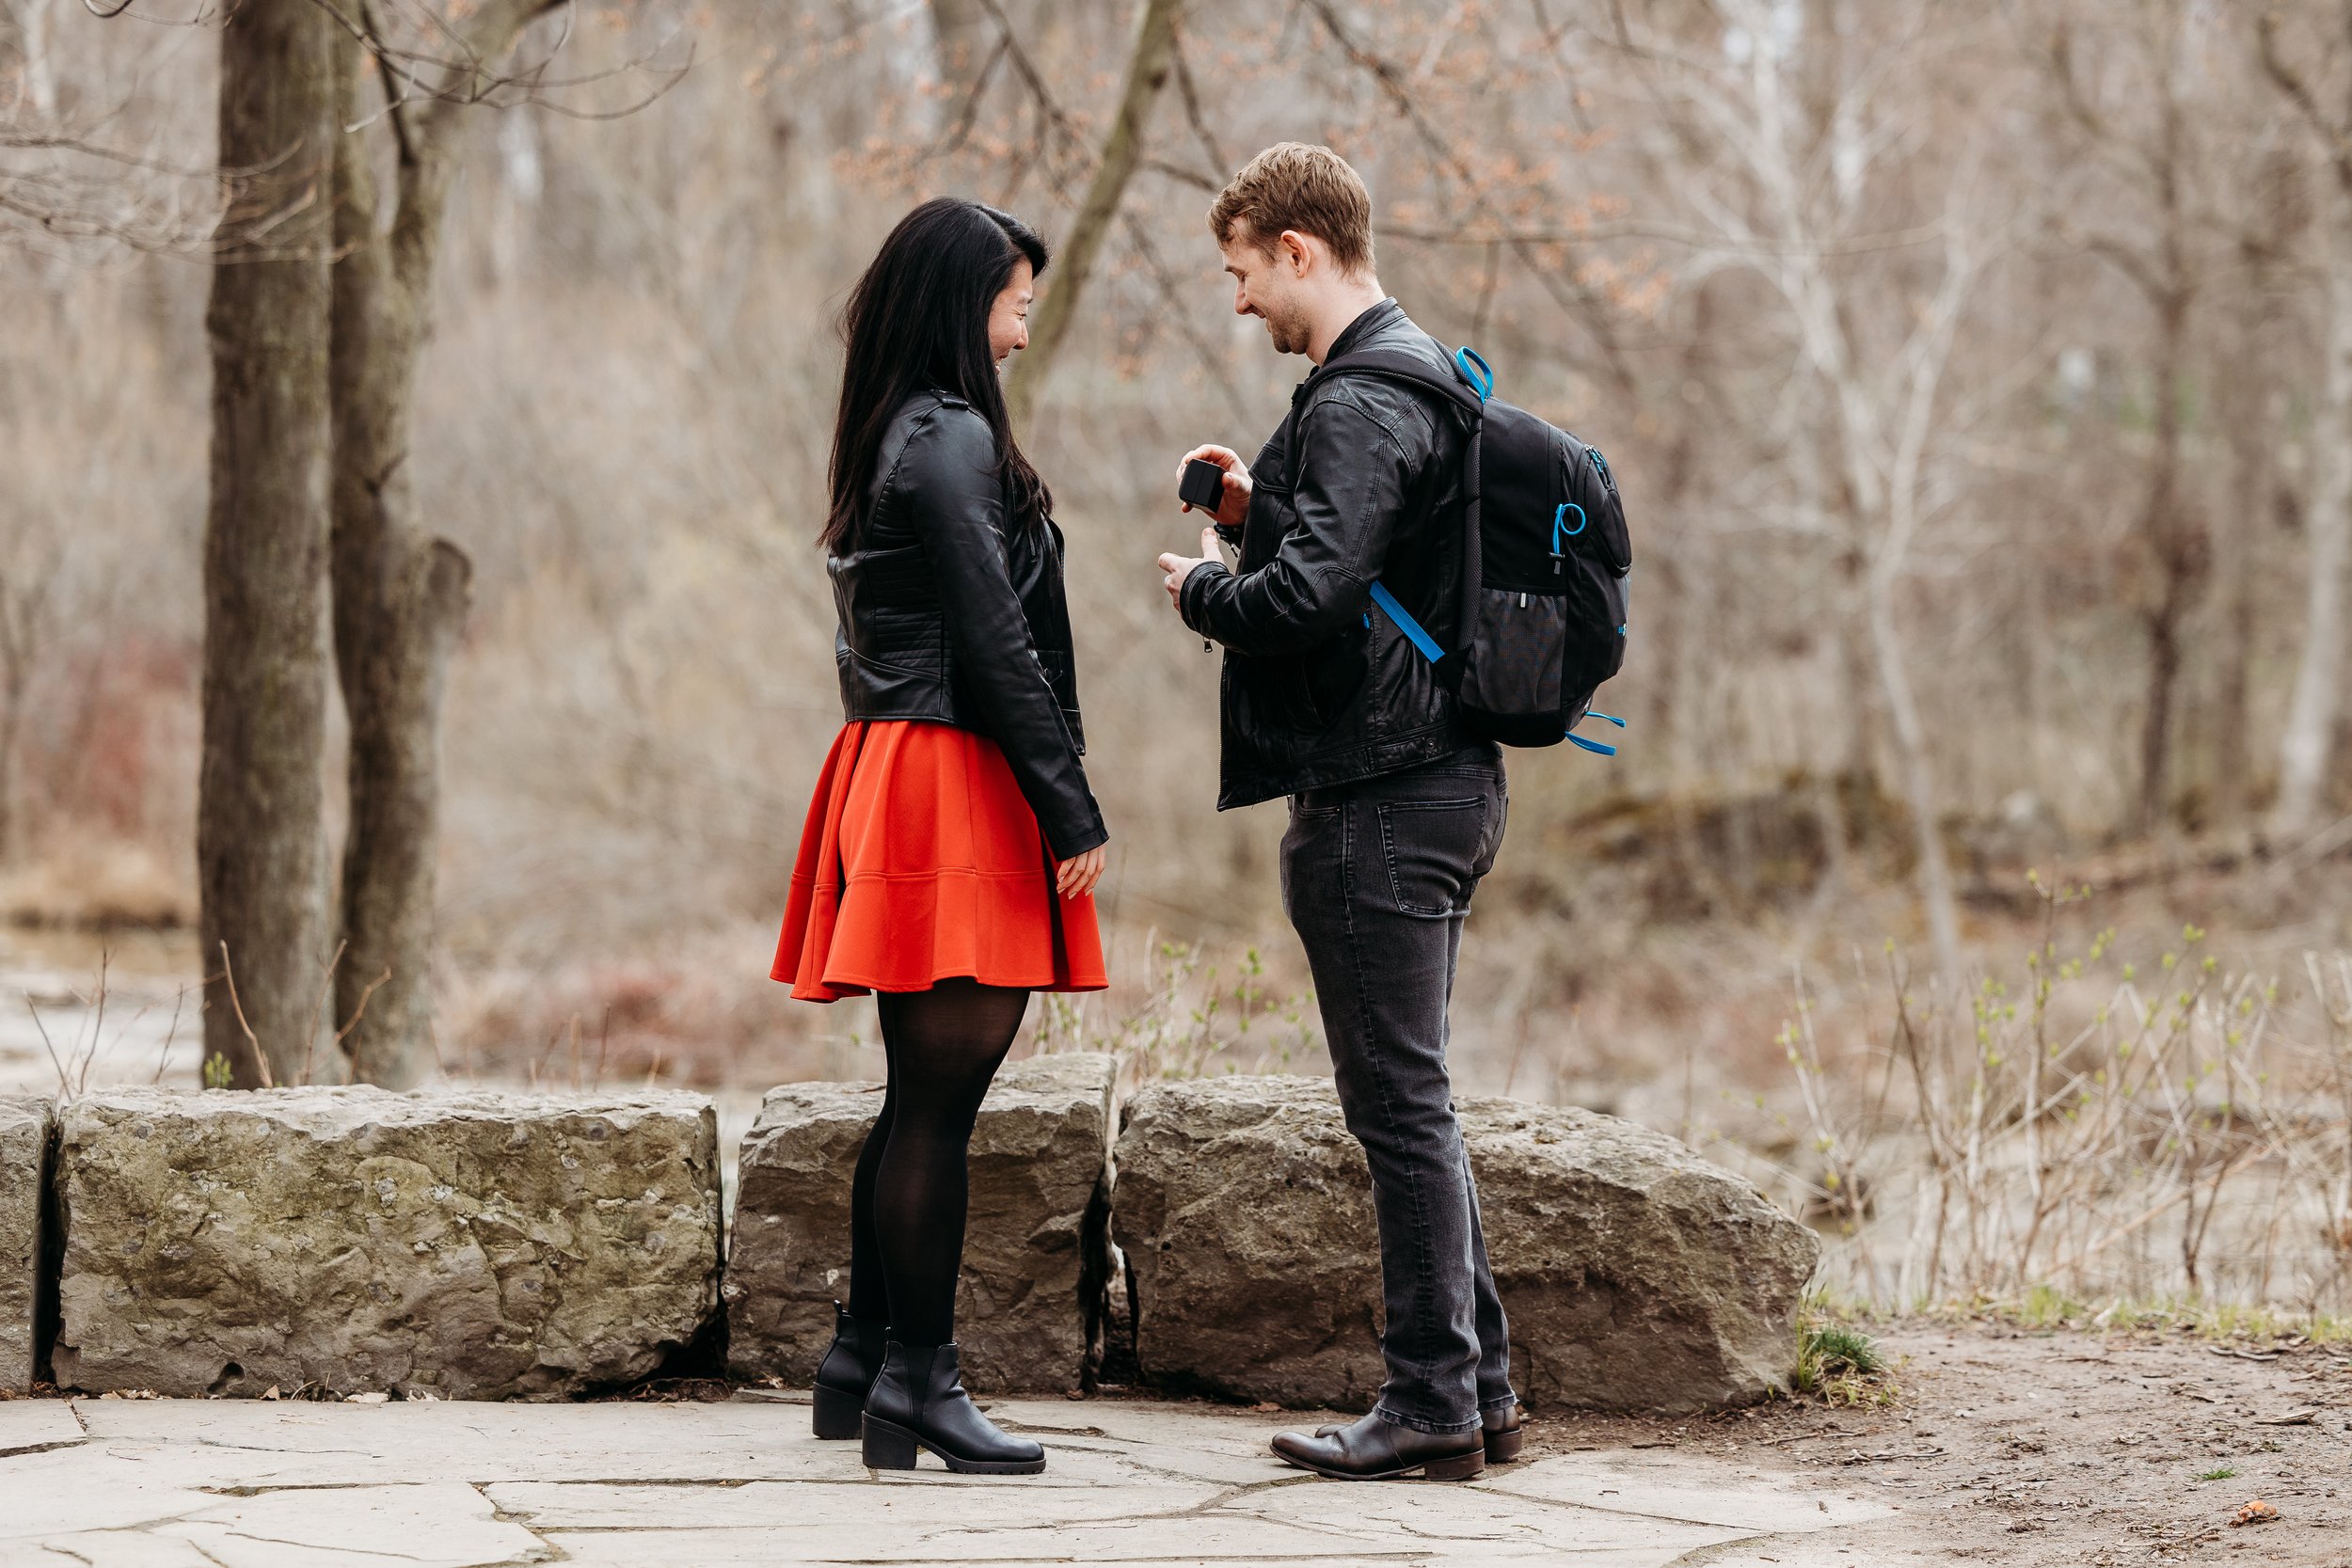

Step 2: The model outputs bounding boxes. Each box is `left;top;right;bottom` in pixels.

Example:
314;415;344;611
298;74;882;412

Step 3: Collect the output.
823;198;1052;554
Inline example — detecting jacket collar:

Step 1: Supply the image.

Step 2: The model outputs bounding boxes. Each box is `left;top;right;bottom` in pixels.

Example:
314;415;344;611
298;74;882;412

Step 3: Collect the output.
1320;298;1404;366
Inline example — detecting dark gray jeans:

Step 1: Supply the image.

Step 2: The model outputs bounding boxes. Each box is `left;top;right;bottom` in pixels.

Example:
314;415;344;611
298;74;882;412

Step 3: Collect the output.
1280;742;1516;1434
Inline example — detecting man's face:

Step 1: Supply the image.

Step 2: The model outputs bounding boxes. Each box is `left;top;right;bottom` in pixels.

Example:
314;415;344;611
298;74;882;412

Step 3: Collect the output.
1221;226;1311;356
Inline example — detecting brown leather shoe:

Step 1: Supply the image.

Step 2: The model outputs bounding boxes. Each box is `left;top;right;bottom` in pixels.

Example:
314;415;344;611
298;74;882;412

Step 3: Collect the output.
1320;1402;1524;1464
1482;1402;1525;1462
1273;1409;1486;1481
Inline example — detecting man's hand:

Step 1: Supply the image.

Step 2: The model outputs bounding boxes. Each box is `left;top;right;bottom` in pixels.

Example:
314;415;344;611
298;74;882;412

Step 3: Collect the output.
1056;844;1107;900
1157;525;1223;607
1176;444;1252;530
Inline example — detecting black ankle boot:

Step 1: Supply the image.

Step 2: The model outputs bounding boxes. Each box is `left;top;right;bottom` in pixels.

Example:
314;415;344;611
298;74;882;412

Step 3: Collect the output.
860;1341;1045;1475
810;1304;888;1440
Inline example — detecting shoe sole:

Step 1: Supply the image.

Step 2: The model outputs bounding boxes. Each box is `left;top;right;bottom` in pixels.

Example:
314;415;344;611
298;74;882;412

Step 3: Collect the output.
861;1414;1047;1475
811;1383;864;1441
1273;1446;1486;1481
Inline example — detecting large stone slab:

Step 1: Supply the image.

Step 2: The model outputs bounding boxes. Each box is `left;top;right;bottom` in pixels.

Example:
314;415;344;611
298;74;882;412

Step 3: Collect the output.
51;1087;721;1400
0;1095;55;1393
724;1053;1115;1394
1113;1076;1820;1414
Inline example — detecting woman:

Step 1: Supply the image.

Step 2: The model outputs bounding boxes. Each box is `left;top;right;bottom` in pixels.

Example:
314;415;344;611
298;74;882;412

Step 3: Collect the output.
771;198;1108;1477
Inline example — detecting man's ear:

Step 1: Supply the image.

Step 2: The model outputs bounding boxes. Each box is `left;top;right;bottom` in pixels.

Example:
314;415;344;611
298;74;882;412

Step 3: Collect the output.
1278;229;1314;277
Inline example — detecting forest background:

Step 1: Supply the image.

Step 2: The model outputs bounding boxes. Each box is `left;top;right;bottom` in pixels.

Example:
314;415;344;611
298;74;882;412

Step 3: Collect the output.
8;0;2352;1317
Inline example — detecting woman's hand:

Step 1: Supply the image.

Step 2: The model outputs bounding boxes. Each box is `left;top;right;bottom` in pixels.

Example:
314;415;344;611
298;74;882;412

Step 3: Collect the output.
1056;844;1107;900
1176;444;1252;530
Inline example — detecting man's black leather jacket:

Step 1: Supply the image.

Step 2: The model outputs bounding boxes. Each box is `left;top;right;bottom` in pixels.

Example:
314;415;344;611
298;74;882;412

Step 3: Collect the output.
1178;301;1474;809
830;389;1106;858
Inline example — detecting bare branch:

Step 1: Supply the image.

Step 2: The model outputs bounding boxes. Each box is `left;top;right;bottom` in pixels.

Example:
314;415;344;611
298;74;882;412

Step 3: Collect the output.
2258;9;2352;186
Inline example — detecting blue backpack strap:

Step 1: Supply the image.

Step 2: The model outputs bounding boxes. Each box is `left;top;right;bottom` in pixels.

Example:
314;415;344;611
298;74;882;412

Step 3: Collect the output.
1368;580;1445;662
1565;710;1627;755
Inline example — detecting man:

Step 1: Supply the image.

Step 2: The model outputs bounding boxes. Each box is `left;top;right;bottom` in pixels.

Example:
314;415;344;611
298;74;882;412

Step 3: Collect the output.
1153;142;1520;1482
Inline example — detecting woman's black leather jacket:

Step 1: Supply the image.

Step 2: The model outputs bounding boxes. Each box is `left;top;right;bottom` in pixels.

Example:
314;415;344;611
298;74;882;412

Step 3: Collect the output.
829;389;1106;859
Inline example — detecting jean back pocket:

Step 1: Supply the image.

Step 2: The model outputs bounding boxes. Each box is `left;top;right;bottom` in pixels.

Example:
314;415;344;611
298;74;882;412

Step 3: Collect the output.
1375;797;1487;917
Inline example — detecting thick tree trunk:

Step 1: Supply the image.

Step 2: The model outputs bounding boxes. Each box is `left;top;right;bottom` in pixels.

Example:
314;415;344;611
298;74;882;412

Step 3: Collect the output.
326;34;480;1086
2274;192;2352;833
199;0;336;1089
1004;0;1184;432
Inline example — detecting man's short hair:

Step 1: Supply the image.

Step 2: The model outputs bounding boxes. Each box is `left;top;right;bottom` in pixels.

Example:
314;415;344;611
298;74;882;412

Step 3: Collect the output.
1209;143;1375;278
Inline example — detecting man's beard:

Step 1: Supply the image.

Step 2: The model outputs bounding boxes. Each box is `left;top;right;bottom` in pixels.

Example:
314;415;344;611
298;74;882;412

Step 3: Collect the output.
1263;303;1311;356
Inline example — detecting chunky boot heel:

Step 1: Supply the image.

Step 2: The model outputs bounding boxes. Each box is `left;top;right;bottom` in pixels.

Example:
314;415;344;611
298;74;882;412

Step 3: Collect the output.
861;1416;921;1470
809;1303;889;1442
811;1382;865;1441
1422;1448;1487;1481
863;1341;1046;1477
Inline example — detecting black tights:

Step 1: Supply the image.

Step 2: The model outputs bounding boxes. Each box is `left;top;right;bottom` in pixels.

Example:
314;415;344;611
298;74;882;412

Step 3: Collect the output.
844;978;1030;1345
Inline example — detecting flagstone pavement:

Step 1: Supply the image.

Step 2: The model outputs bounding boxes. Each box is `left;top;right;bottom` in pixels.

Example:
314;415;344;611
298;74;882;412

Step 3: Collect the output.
0;1388;1907;1566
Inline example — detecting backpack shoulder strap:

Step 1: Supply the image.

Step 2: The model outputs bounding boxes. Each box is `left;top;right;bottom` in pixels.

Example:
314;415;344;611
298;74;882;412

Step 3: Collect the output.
1308;348;1488;418
1293;345;1488;670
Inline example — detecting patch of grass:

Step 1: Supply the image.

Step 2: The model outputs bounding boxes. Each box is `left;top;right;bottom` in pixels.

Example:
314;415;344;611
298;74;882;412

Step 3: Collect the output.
1807;1323;1885;1376
2195;1465;2238;1482
1792;1314;1897;1406
2010;1284;2084;1330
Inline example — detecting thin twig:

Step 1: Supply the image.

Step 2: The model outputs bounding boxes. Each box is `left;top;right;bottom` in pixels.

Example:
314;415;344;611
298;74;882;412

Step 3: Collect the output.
302;940;348;1088
217;941;274;1089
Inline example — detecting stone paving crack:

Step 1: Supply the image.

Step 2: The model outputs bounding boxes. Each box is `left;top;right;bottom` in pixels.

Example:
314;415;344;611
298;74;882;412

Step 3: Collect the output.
207;1527;475;1562
175;1536;237;1568
474;1480;564;1565
1176;1472;1323;1515
190;1435;387;1457
202;1480;434;1496
535;1532;1440;1561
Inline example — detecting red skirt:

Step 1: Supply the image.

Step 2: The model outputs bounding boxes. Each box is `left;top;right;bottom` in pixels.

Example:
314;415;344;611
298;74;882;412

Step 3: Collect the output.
772;721;1108;1003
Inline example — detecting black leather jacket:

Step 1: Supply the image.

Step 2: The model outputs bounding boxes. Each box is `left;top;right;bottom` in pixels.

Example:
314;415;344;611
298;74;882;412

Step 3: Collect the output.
1178;301;1474;808
830;390;1106;858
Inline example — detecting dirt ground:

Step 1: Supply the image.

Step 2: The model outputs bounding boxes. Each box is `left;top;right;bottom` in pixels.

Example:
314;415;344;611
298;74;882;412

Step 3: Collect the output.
1508;1319;2352;1565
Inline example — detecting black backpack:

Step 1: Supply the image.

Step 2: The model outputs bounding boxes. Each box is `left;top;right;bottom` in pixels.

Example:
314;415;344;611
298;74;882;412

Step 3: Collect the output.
1312;346;1631;753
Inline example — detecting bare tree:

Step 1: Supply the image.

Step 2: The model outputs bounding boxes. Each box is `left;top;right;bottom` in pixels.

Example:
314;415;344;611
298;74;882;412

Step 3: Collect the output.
326;0;681;1085
3;0;226;256
993;0;1185;431
2044;2;2213;838
1606;0;2003;981
2261;7;2352;835
199;0;338;1088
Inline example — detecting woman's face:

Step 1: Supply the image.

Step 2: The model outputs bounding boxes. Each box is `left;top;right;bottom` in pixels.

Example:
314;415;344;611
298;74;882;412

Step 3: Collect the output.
988;259;1034;367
